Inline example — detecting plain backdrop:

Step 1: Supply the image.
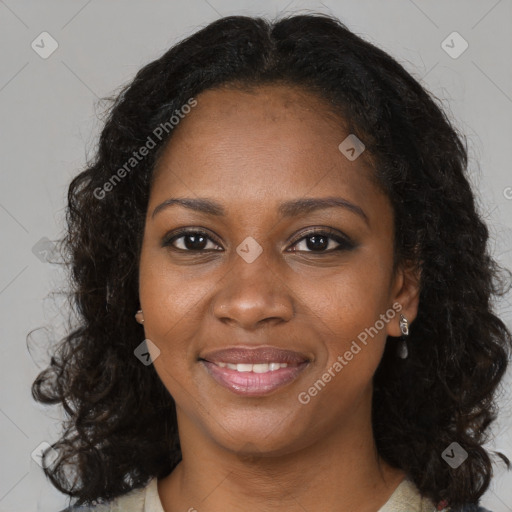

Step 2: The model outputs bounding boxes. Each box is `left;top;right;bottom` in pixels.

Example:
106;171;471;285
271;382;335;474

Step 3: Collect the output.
1;1;511;511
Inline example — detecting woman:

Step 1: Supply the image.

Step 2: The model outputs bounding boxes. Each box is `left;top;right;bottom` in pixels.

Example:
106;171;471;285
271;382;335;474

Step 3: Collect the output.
32;13;511;512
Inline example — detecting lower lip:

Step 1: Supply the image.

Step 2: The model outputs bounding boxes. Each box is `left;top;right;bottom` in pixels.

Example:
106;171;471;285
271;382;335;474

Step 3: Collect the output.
201;360;309;396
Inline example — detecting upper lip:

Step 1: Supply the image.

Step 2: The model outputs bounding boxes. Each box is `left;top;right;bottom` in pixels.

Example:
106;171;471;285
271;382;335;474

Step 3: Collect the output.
199;346;310;365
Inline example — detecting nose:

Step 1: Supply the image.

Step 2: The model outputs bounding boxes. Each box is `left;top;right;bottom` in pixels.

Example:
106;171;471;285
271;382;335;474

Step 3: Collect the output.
212;252;294;331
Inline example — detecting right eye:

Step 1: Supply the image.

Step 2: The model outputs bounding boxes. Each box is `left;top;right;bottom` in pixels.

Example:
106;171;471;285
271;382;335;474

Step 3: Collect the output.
162;229;223;252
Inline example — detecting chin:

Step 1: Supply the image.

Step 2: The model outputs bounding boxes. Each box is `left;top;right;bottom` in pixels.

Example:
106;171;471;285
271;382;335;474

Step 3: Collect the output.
210;416;307;458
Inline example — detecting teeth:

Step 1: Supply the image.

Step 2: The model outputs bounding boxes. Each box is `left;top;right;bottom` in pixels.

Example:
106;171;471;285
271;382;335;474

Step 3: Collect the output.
215;362;290;372
253;363;269;373
236;363;253;372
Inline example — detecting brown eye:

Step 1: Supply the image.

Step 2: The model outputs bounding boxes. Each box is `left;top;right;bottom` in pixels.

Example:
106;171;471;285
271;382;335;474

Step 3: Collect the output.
288;228;356;253
162;229;222;252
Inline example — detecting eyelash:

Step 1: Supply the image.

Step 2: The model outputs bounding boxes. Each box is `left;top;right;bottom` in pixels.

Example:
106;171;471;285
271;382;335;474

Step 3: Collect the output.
162;227;356;254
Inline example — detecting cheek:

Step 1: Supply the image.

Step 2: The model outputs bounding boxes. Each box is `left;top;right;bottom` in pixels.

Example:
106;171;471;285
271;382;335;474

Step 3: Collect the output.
138;251;205;383
139;247;208;333
304;260;390;339
305;258;392;381
307;291;388;413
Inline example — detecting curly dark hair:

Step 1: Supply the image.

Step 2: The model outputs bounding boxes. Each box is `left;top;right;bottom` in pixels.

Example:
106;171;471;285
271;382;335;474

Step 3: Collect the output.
29;12;512;510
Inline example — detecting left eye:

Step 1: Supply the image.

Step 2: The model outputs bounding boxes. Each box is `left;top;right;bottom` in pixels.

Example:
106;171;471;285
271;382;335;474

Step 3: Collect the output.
288;230;355;253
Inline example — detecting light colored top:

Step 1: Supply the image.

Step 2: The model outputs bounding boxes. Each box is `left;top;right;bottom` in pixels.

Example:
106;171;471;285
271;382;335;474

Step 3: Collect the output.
74;475;452;511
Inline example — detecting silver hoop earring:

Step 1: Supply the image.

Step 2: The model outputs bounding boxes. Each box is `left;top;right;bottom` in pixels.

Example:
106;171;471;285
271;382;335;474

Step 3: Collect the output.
397;314;409;359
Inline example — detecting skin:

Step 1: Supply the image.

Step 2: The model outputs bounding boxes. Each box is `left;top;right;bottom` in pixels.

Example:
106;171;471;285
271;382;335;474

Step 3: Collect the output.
137;84;421;512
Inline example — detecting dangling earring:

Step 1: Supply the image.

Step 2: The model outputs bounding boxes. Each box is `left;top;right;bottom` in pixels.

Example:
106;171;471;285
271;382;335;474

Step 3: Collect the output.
105;283;113;312
135;309;144;324
397;314;409;359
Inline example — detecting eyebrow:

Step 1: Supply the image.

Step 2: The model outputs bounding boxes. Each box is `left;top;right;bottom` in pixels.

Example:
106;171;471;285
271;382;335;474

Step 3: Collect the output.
151;196;369;226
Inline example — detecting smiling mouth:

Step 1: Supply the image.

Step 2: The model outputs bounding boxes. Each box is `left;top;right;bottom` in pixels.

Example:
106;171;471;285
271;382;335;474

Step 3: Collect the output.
199;359;310;396
207;361;298;372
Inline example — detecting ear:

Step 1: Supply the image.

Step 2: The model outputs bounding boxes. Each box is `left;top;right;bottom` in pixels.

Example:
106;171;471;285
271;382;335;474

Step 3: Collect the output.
386;260;421;338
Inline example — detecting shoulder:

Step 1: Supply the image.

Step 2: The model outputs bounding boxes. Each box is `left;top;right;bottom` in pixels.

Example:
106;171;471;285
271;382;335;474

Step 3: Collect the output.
448;504;494;512
396;476;493;512
56;502;114;512
56;480;149;512
56;506;108;512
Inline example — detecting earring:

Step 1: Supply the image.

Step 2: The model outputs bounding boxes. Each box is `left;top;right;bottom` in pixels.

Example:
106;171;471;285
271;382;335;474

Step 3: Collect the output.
105;283;113;312
397;314;409;359
135;309;144;324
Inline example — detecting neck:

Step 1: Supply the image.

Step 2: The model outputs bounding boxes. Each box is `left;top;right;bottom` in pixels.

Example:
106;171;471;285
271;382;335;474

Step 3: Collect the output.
158;387;406;512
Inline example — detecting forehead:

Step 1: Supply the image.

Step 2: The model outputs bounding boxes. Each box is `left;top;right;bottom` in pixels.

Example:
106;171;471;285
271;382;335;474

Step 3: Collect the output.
183;84;344;125
149;84;386;223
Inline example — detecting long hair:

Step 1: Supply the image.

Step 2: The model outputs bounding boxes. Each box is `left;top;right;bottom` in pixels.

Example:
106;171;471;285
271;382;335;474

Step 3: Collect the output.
30;13;512;508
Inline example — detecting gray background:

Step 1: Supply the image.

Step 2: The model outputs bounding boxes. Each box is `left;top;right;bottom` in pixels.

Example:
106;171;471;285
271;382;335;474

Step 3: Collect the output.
1;1;511;511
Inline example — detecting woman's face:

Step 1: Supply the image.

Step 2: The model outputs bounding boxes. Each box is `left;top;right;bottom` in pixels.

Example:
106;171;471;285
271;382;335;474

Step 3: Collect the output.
138;84;419;456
